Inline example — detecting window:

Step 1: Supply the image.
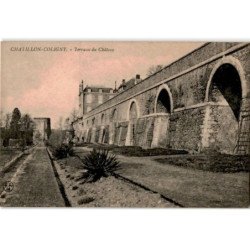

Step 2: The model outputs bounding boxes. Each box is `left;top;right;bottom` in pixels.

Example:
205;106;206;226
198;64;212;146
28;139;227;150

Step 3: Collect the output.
98;95;103;104
86;94;93;103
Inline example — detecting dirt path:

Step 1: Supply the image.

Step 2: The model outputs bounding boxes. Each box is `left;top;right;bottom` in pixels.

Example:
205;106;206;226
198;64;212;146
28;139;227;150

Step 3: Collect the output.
115;155;249;208
1;146;66;207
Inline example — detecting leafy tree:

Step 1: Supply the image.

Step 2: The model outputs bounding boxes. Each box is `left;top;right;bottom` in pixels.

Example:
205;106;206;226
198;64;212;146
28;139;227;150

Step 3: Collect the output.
20;114;34;145
10;108;21;139
146;64;164;77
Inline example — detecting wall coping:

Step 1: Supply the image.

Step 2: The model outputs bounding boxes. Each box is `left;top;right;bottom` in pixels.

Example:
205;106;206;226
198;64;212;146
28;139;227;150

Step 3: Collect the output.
81;43;249;121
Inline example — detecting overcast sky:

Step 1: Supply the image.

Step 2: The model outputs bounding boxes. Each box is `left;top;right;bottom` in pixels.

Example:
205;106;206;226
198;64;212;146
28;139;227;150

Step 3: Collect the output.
1;41;203;128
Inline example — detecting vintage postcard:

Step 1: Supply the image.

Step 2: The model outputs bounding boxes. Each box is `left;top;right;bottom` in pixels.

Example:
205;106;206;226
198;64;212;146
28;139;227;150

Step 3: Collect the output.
0;41;249;207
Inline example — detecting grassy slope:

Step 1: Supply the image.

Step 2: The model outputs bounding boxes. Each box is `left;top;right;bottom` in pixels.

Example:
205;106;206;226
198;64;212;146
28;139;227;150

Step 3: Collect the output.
155;154;250;173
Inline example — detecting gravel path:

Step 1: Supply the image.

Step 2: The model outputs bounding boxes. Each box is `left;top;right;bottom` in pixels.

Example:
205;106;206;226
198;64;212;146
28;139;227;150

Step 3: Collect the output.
1;147;65;207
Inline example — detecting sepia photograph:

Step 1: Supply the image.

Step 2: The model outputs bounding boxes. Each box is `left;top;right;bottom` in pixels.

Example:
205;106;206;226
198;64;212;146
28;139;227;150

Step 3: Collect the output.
1;41;249;208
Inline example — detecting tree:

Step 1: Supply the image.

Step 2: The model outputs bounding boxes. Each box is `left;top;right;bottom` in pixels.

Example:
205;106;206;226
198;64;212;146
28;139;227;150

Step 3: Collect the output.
10;108;22;139
146;64;164;77
69;108;78;123
20;114;34;145
0;112;11;129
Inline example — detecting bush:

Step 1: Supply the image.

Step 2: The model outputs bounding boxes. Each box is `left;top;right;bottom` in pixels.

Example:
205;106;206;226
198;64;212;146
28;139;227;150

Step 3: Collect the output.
52;144;74;159
81;148;120;182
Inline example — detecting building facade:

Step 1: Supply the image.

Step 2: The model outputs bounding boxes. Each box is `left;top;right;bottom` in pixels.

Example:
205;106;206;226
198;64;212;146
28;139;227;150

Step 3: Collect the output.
33;118;51;143
73;42;250;155
78;81;116;116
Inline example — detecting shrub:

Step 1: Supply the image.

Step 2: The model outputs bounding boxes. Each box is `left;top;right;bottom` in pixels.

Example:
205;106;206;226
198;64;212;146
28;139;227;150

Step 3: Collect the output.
81;148;120;182
52;144;74;159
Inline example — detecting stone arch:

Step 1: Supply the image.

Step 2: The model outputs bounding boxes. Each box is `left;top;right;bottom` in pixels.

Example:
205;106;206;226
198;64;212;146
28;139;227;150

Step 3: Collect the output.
205;56;247;103
204;56;248;154
151;84;173;148
154;84;173;113
125;100;140;146
111;109;118;122
109;109;118;144
127;99;140;120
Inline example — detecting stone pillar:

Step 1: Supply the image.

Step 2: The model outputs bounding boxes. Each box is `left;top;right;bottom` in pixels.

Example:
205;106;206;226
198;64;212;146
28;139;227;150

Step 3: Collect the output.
125;123;131;146
151;115;170;148
201;103;239;154
98;126;105;143
109;123;115;144
90;128;96;143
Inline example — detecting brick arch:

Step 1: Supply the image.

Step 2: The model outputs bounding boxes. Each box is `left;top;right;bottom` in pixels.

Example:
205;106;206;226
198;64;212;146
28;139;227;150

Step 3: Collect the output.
127;99;140;121
154;84;173;113
205;56;248;102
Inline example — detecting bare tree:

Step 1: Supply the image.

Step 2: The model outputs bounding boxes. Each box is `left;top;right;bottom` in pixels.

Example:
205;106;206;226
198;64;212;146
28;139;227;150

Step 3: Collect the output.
69;108;78;123
146;64;164;77
0;112;12;129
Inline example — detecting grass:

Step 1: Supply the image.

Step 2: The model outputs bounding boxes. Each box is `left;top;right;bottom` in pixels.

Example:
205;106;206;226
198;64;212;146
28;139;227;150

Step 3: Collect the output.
0;148;22;169
116;155;249;207
86;144;188;157
60;148;249;207
154;153;250;173
2;147;65;207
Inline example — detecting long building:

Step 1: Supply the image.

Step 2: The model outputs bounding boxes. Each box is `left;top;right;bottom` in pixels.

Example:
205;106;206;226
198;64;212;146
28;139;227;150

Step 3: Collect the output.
73;42;250;155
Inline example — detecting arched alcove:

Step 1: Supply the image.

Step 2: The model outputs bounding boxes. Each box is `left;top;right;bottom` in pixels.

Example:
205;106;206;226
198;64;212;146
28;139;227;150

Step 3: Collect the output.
156;88;171;113
205;60;245;154
151;85;173;148
129;101;138;120
208;63;242;121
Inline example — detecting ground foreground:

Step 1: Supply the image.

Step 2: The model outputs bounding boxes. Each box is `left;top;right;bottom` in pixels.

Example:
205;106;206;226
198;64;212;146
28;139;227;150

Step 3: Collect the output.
74;147;249;207
55;156;176;207
1;145;249;207
0;147;65;207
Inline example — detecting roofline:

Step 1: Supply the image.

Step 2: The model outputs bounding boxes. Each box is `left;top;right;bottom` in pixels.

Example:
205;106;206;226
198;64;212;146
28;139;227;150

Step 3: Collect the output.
82;42;209;115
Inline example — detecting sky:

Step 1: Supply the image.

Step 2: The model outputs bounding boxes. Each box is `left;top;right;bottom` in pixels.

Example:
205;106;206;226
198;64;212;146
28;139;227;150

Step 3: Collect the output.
1;41;203;128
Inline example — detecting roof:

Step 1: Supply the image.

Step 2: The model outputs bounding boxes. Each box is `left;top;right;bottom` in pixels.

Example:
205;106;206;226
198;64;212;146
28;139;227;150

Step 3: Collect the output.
118;78;140;91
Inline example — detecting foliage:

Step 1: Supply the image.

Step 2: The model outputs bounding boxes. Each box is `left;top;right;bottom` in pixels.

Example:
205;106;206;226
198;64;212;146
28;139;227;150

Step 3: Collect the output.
145;94;155;115
9;108;22;139
87;144;188;157
81;148;120;182
52;144;75;159
1;109;34;147
146;64;164;77
48;129;66;147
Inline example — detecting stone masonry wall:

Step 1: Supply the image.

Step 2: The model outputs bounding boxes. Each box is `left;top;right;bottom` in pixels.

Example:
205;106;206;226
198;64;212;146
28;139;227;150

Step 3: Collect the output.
73;43;250;155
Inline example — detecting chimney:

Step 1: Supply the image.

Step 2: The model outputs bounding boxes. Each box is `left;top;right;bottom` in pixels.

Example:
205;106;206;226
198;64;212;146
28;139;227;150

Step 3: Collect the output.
135;74;140;84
